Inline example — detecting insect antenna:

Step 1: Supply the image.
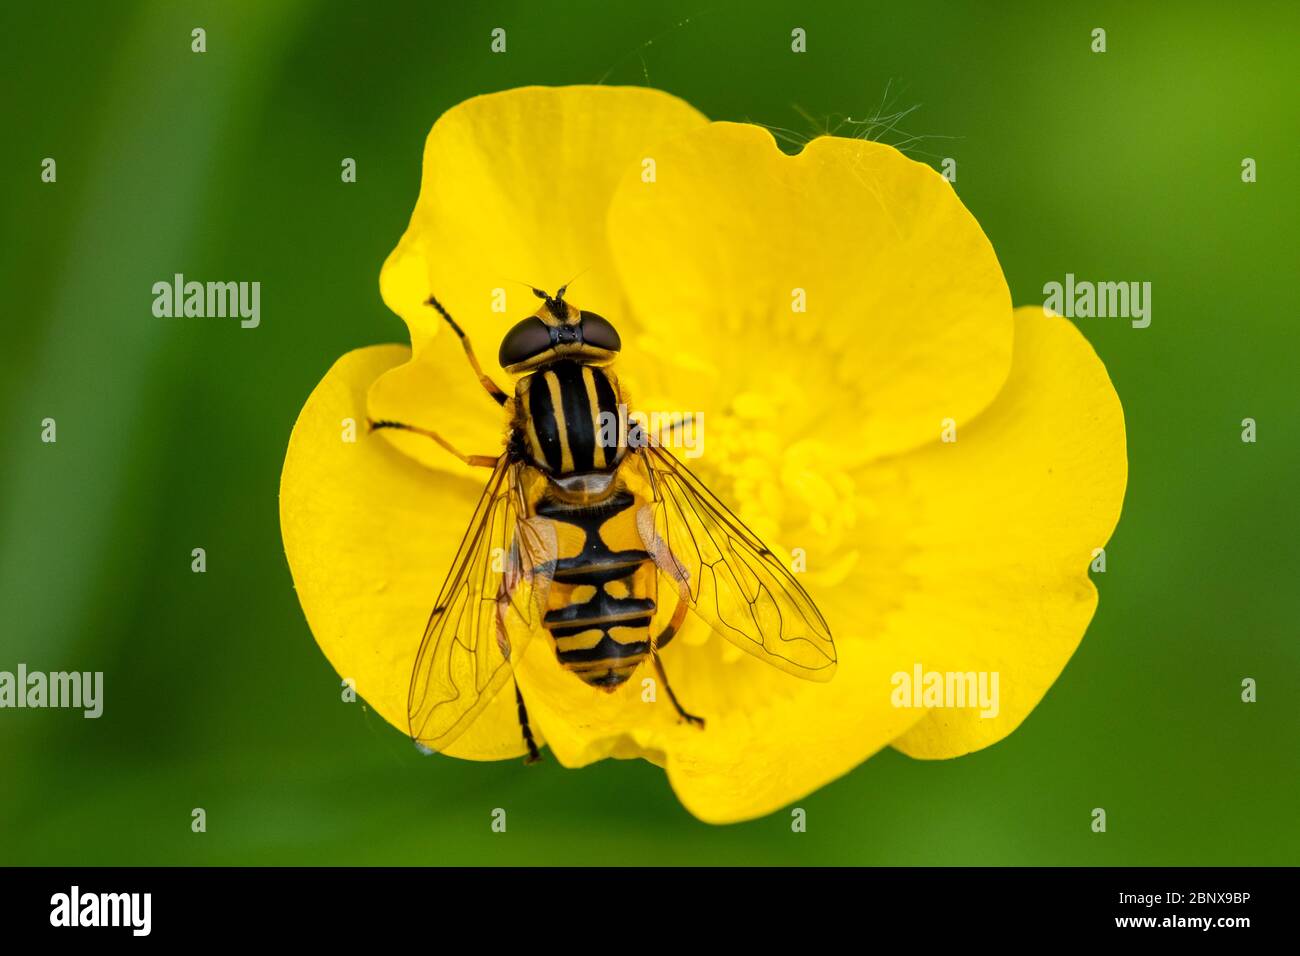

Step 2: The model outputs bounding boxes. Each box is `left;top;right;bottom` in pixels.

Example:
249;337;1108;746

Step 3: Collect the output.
553;267;590;303
502;273;588;310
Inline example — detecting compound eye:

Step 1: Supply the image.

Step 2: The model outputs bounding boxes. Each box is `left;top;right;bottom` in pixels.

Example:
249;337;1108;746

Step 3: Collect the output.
499;317;551;367
579;311;621;352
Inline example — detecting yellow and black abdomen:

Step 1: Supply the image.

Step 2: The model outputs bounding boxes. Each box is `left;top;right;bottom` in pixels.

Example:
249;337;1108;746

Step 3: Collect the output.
536;489;656;689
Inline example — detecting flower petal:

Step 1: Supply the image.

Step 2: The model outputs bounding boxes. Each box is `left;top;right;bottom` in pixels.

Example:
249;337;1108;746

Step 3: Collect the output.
606;123;1013;463
365;332;510;481
660;639;930;824
653;307;1125;820
280;345;533;760
372;86;709;475
888;307;1127;758
648;464;925;824
381;85;708;348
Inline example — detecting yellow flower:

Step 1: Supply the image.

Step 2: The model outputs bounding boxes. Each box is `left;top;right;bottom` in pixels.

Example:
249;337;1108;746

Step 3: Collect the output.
279;86;1127;824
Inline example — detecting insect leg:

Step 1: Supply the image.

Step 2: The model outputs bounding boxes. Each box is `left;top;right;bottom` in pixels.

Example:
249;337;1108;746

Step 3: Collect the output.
639;530;704;726
652;650;705;729
426;295;509;407
661;415;688;436
513;680;542;764
653;595;689;650
493;568;543;764
367;419;500;468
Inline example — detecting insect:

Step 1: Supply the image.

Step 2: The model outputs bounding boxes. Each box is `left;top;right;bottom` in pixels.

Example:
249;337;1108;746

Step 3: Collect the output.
371;287;836;761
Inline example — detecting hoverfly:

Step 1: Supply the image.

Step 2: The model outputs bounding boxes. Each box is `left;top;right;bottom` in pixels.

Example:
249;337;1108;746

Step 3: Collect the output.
371;287;836;761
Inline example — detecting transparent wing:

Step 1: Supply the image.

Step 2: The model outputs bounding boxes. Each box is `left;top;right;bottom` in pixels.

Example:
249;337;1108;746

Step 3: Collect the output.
634;444;837;681
407;458;556;752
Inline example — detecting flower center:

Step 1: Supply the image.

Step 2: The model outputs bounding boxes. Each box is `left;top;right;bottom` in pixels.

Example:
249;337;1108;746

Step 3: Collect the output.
695;382;866;592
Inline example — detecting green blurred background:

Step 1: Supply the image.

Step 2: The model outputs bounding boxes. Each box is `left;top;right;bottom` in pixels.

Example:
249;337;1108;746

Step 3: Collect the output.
2;0;1297;865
